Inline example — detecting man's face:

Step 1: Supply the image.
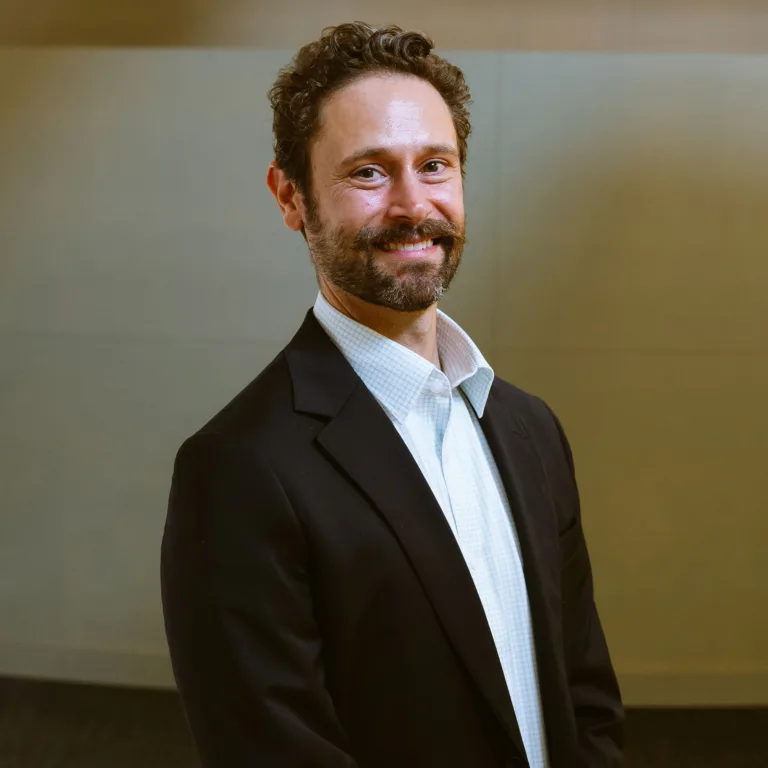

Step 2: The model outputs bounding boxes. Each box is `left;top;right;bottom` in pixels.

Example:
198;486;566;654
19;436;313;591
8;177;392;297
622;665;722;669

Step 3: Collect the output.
301;74;466;312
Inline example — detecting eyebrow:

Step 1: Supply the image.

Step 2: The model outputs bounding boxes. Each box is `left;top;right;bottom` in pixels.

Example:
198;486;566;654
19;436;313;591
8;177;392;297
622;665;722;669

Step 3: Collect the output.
339;143;460;169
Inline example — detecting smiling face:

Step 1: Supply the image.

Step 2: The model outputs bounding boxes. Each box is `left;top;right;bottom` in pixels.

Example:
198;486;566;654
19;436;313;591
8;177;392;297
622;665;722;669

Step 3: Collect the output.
299;74;467;312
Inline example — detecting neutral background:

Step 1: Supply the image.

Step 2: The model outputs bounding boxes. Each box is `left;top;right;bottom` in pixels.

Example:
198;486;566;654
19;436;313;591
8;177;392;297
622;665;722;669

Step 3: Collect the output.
1;2;767;707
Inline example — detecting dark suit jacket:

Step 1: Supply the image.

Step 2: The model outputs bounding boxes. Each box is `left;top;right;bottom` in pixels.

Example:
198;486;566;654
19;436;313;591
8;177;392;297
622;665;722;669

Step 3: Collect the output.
161;309;624;767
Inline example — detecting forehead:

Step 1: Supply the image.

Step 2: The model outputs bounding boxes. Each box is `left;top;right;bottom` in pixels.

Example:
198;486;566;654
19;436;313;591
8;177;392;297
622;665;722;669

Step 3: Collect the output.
315;74;457;163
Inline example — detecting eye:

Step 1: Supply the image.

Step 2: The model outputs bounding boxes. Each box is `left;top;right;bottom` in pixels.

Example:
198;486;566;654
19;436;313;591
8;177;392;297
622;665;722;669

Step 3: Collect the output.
353;166;384;181
422;160;447;174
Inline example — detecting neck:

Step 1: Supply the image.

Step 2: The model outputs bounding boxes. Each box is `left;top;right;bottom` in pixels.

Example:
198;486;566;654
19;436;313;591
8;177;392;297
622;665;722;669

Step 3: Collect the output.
320;279;441;369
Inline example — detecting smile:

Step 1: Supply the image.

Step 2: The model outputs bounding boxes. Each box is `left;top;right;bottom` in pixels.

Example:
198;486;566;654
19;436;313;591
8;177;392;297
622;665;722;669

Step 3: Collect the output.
378;239;437;252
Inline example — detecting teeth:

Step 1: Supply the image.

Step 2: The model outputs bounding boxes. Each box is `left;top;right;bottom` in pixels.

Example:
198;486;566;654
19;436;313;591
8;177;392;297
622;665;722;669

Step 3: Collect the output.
381;239;434;252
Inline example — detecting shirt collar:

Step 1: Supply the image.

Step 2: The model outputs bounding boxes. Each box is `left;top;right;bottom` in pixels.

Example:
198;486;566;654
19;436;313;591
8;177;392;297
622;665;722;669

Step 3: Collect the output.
313;291;495;423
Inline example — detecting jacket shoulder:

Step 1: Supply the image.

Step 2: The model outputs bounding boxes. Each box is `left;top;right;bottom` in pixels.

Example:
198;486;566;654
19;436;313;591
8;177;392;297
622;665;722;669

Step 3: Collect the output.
180;349;299;454
490;377;555;429
491;377;575;472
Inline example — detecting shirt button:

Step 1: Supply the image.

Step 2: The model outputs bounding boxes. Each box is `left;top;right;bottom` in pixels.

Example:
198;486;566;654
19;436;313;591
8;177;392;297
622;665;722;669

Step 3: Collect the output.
429;379;446;395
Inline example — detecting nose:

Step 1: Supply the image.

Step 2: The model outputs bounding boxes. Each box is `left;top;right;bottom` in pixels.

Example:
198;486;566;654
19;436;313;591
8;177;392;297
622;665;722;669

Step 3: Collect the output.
386;170;429;223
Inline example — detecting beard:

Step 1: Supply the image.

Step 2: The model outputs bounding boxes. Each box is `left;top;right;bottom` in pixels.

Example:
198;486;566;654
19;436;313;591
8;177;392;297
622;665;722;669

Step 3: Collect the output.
303;204;467;313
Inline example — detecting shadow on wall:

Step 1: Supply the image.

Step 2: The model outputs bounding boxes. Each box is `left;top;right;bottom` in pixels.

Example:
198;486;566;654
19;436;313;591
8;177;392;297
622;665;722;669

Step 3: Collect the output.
0;0;200;46
3;0;768;51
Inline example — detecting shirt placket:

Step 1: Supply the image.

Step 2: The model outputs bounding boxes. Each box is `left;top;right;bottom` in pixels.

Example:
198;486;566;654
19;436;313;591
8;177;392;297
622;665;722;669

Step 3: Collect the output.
423;374;454;531
440;392;480;573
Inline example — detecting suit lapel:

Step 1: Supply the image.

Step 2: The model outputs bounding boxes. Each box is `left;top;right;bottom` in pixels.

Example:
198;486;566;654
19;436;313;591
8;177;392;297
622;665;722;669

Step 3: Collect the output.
480;387;576;765
285;311;527;758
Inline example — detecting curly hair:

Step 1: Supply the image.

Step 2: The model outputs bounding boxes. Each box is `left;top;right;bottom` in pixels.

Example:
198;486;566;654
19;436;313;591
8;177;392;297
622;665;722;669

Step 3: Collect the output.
268;21;473;198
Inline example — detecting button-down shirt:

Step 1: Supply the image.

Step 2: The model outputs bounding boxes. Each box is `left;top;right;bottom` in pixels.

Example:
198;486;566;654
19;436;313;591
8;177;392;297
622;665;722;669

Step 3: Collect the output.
313;292;549;767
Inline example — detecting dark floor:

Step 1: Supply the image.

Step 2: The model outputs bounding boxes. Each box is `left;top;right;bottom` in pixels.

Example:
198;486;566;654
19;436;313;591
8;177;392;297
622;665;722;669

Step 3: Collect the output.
0;676;766;767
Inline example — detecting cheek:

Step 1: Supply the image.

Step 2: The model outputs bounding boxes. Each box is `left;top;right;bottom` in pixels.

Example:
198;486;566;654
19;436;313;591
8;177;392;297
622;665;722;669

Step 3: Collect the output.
431;185;464;221
358;190;389;218
332;189;389;229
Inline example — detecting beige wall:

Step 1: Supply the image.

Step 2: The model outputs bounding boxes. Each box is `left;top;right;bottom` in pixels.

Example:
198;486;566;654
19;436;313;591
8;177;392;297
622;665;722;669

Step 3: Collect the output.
1;6;767;707
492;55;768;705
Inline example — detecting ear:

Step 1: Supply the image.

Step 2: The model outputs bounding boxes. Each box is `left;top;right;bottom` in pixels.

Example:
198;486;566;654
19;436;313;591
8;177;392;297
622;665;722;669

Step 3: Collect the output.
266;161;305;232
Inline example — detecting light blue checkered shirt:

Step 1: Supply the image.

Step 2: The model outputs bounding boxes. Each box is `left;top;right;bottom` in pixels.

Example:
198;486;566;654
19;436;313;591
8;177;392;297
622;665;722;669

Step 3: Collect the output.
313;292;549;767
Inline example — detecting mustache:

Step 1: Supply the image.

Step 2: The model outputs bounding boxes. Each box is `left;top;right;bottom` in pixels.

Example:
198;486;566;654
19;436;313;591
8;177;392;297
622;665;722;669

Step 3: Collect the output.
352;219;465;251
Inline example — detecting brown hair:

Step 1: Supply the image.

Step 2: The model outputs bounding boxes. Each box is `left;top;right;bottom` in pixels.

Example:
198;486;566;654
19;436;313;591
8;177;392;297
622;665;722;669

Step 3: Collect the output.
268;21;472;198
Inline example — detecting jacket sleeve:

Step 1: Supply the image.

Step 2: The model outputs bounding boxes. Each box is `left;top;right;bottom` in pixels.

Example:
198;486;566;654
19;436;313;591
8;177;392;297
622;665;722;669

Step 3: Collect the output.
160;432;359;767
546;405;626;767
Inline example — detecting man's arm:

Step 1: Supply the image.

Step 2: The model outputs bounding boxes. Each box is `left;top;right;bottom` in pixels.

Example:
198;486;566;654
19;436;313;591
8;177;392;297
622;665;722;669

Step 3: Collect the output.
161;432;359;767
547;406;625;767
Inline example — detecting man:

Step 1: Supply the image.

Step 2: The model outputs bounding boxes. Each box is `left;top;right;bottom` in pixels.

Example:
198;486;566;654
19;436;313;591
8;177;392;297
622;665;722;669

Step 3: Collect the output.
161;22;624;768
